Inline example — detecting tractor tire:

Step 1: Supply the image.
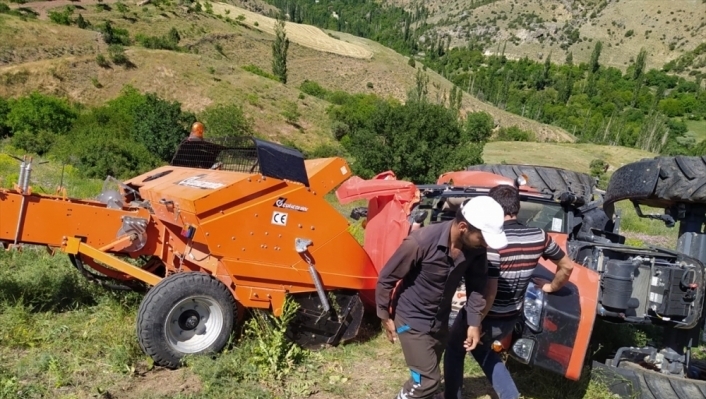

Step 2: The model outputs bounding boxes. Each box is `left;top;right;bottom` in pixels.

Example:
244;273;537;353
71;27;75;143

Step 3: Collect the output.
465;163;596;204
604;155;706;209
136;272;238;369
592;360;706;399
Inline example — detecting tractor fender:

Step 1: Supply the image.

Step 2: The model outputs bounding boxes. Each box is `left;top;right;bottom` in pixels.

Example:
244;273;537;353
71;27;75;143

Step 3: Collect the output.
335;171;419;312
335;171;420;274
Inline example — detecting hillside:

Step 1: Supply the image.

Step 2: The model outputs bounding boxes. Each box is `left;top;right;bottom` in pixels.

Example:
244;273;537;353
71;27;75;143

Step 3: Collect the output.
0;0;575;148
391;0;706;74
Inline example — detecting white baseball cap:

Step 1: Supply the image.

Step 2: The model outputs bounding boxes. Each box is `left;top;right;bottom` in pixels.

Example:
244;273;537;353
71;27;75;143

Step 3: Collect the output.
461;196;508;250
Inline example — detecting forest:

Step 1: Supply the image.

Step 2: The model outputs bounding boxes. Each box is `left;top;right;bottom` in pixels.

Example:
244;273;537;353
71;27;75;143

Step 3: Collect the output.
265;0;706;156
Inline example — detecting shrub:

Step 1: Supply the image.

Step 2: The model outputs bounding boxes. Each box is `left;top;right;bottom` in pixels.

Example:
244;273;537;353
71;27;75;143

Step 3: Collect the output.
299;80;328;99
589;159;608;177
108;45;129;65
5;92;78;154
199;103;254;138
464;111;495;142
495;126;535;142
280;101;300;125
48;8;72;26
242;64;279;82
95;54;110;68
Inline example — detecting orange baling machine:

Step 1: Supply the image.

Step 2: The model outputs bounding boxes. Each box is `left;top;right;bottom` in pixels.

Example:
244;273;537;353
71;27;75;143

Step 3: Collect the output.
0;136;410;368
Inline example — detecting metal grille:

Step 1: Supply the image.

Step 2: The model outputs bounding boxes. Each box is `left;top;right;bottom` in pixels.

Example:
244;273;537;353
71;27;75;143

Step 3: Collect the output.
170;136;260;173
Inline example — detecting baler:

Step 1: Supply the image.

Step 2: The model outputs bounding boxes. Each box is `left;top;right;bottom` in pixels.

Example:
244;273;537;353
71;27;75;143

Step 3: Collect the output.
0;135;417;368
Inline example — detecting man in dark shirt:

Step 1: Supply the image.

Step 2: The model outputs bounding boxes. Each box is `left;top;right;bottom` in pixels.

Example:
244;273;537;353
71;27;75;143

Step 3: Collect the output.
376;196;508;399
442;185;574;399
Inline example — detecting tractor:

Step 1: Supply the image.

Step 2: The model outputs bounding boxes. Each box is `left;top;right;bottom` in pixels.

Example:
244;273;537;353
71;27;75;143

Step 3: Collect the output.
344;159;706;398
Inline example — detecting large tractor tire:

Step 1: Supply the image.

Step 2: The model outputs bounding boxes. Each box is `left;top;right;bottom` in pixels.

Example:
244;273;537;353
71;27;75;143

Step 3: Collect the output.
593;360;706;399
604;155;706;209
466;163;596;204
136;272;238;369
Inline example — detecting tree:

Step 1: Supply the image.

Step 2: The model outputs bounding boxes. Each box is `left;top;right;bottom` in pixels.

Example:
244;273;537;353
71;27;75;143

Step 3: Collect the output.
0;97;9;137
408;68;429;103
464;111;494;142
589;41;603;74
272;14;289;84
131;93;196;162
631;48;648;107
336;96;484;183
5;91;78;154
199;103;254;137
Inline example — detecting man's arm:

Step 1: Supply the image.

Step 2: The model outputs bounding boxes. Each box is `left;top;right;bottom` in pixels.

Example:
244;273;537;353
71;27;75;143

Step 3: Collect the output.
375;236;421;320
463;251;489;328
543;254;574;293
481;278;498;318
462;251;489;351
480;251;500;318
540;234;574;293
376;236;422;343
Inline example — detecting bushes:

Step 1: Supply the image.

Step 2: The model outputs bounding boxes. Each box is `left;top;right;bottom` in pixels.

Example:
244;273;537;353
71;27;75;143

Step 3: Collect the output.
332;94;486;183
2;87;196;179
4;92;78;155
135;28;182;51
199;103;254;138
495;126;536;142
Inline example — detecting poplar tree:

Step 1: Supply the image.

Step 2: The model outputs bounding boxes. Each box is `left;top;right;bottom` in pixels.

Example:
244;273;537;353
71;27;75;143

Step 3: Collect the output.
272;14;289;84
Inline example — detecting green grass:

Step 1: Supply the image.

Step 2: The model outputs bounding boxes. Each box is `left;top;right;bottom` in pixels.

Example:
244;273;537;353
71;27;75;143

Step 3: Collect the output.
0;142;104;199
482;141;655;176
686;120;706;144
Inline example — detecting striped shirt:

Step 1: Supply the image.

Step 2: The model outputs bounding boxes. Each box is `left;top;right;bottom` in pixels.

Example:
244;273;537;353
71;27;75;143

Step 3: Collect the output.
486;219;565;318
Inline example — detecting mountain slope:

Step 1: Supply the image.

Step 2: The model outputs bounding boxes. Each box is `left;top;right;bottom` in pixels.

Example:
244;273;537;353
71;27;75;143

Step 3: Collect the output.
0;0;576;146
393;0;706;74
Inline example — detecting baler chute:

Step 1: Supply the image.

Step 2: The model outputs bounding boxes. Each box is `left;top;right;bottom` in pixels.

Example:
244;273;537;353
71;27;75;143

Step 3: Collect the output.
0;135;383;367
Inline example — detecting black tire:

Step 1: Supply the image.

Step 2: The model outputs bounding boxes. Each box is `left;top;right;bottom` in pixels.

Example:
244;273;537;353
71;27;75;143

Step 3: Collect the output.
136;272;238;369
593;360;706;399
605;156;706;209
465;163;596;203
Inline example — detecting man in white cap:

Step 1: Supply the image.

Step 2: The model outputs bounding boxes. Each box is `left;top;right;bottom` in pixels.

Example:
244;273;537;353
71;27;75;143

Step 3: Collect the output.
375;196;507;399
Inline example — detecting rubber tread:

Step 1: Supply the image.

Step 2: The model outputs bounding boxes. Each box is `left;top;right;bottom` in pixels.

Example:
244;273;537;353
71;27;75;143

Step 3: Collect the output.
465;163;595;202
605;156;706;208
618;361;706;399
136;272;237;369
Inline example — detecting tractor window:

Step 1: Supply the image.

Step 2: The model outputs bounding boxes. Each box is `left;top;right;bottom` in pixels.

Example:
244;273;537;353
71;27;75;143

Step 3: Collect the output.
517;201;567;233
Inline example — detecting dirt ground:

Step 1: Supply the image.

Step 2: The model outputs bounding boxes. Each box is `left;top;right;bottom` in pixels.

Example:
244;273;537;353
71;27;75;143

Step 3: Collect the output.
9;0;123;19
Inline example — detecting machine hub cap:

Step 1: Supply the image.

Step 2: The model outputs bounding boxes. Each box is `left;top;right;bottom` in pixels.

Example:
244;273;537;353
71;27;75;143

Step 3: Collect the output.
165;296;224;354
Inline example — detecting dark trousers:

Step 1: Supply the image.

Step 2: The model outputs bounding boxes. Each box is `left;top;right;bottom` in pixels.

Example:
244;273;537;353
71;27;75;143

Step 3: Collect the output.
394;316;449;399
443;308;520;399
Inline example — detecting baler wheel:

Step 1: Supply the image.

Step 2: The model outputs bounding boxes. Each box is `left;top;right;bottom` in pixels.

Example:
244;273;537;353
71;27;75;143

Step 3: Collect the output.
136;272;238;369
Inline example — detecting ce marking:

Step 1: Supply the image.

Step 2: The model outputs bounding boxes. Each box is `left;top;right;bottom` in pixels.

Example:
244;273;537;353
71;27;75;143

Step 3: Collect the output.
271;211;288;226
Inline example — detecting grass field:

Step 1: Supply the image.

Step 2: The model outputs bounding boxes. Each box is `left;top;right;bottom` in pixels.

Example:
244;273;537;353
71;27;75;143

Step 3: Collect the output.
687;120;706;144
0;138;693;399
482;141;656;174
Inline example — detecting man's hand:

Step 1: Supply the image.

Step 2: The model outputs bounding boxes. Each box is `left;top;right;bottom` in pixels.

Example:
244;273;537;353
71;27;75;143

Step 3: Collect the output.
541;283;556;293
383;319;397;343
463;326;483;351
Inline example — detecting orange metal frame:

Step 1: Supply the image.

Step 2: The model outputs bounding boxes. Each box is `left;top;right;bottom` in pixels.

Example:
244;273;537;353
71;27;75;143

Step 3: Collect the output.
0;156;380;317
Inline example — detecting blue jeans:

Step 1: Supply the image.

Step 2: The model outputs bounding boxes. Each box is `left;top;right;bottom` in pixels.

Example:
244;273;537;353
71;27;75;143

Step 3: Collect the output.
443;308;520;399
